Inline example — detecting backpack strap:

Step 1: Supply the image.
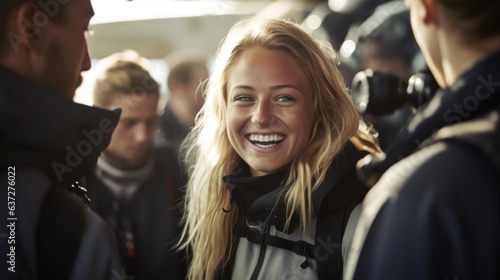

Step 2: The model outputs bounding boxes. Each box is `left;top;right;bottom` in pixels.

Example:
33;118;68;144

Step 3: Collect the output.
227;142;369;279
234;224;316;268
315;155;369;280
315;200;361;280
232;198;361;277
36;186;85;280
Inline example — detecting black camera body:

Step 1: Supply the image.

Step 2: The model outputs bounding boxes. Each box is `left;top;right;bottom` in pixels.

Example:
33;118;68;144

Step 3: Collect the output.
350;69;439;116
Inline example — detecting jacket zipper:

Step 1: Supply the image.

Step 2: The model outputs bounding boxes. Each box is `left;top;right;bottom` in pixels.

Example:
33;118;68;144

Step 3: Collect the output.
249;223;269;280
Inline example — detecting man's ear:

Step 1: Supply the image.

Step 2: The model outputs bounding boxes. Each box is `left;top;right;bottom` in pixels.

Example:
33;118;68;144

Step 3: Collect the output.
12;3;43;53
420;0;438;25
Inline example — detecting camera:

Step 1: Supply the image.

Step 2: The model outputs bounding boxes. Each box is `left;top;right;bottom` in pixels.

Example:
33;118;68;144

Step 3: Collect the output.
350;69;439;116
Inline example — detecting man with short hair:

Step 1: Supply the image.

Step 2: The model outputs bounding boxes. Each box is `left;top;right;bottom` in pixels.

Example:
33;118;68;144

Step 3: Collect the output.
345;0;500;278
0;0;122;279
89;50;187;280
341;0;422;150
160;57;209;148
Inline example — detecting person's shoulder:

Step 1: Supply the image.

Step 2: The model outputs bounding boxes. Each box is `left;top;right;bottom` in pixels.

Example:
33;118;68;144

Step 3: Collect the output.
70;208;122;280
413;140;497;185
3;165;53;224
153;140;180;161
81;208;117;245
319;142;369;213
152;141;187;185
153;142;182;171
377;140;499;207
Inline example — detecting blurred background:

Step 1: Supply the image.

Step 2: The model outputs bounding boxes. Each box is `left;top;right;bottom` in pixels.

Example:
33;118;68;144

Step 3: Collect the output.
77;0;429;151
76;0;407;104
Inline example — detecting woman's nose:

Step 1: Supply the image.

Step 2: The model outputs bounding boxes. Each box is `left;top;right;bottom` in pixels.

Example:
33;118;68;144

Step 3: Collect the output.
251;100;276;127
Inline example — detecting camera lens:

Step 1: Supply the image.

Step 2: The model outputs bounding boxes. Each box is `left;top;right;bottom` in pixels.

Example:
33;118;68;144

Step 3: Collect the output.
350;69;437;116
350;69;408;116
351;71;371;113
407;71;438;108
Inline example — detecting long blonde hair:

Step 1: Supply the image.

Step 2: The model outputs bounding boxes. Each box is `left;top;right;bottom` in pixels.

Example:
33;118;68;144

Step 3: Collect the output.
179;18;380;279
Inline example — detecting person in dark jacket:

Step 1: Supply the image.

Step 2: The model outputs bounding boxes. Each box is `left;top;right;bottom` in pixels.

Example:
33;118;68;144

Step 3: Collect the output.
340;1;421;151
179;18;381;280
159;56;209;149
88;50;187;280
344;0;500;279
0;0;122;279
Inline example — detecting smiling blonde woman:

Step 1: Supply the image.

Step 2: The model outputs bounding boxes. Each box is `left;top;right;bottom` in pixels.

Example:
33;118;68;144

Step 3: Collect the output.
179;17;381;280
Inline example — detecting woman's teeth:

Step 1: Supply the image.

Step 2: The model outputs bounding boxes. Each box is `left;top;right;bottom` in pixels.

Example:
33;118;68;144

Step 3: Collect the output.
248;134;284;148
248;134;284;142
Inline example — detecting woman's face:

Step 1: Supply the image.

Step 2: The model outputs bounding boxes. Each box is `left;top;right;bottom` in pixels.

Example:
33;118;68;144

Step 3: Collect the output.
226;47;315;176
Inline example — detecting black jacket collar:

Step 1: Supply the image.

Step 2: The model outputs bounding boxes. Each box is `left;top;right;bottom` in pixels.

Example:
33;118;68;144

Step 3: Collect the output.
224;141;366;233
0;65;120;187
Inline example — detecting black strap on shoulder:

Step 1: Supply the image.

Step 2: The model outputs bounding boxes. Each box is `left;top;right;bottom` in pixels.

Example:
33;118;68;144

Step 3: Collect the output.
234;224;316;267
314;151;369;280
315;200;360;280
230;142;369;278
36;187;85;280
232;199;364;279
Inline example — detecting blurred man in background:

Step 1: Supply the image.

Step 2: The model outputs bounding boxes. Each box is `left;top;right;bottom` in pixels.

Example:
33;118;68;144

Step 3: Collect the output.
340;1;424;150
89;50;187;280
159;53;209;149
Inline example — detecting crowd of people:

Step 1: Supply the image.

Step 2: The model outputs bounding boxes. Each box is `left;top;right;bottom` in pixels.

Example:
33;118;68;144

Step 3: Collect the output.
1;0;498;279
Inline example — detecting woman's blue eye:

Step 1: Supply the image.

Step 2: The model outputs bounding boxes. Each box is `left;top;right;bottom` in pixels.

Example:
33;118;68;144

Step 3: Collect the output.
235;96;253;102
277;96;294;102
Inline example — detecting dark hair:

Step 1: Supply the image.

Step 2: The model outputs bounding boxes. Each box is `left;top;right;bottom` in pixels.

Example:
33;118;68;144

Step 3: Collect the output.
359;2;419;71
339;1;421;76
167;61;206;91
439;0;500;39
0;0;67;57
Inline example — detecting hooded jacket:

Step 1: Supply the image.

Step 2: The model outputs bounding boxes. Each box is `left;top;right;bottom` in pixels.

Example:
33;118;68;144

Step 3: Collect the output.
221;141;368;280
345;51;500;280
0;65;123;280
